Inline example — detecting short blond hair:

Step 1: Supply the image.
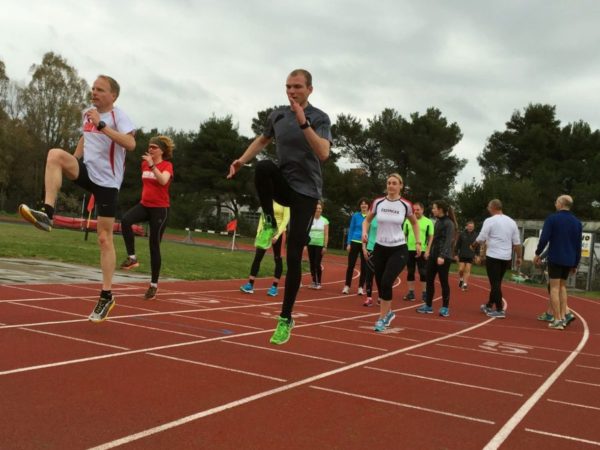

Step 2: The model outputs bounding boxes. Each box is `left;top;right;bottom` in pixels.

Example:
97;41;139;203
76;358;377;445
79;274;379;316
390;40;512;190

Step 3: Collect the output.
557;195;573;209
387;173;404;184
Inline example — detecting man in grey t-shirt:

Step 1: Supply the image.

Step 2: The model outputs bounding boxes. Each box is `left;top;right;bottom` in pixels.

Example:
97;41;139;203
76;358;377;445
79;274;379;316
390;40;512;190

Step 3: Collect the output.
228;69;332;345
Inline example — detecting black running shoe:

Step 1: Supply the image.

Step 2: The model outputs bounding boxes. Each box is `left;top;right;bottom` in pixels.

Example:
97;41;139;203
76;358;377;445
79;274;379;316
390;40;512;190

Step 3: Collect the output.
144;286;157;300
19;204;53;232
120;257;139;270
89;297;115;323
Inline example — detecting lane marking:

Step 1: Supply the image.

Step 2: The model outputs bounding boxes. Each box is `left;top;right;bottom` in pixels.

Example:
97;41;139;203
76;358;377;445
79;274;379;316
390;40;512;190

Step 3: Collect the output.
565;379;600;388
547;399;600;411
221;341;346;364
293;333;389;352
147;353;286;382
19;327;129;350
88;317;495;449
320;324;420;343
406;354;543;377
577;364;600;370
365;366;523;396
524;428;600;446
436;343;557;363
483;308;589;450
309;386;496;424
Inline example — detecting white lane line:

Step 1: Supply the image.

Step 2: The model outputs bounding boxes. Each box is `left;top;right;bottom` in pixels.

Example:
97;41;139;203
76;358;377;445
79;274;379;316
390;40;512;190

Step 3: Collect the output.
146;353;286;383
19;328;129;350
310;385;495;424
320;324;420;343
565;379;600;388
88;317;495;450
483;308;590;450
0;292;357;330
406;354;543;377
547;399;600;411
110;319;207;339
436;343;557;363
293;333;389;352
0;309;385;376
577;364;600;370
524;428;600;446
221;341;346;364
365;366;523;396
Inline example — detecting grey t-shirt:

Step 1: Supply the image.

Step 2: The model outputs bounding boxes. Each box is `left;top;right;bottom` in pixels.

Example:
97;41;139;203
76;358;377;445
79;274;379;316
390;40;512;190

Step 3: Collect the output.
263;104;332;199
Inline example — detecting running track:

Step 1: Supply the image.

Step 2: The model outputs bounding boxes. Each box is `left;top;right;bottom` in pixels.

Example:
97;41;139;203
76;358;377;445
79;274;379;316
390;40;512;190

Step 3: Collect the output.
1;256;599;449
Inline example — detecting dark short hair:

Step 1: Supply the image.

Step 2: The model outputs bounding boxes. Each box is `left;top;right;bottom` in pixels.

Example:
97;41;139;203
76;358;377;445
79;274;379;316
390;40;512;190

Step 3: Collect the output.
289;69;312;87
358;197;369;209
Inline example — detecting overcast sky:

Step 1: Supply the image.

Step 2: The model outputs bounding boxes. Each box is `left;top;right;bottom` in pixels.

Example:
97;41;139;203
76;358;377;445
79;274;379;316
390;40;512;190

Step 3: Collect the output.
2;0;600;187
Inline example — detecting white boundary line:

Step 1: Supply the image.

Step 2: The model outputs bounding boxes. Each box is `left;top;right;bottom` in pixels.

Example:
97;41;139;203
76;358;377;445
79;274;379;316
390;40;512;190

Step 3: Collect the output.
565;379;600;388
221;340;346;364
524;428;600;446
310;385;495;424
365;366;523;396
88;317;495;449
547;399;600;411
482;308;590;450
406;353;543;377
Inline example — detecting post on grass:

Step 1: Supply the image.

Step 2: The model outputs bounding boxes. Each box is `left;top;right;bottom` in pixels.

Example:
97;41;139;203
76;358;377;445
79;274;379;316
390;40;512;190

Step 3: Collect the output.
226;218;238;251
84;194;95;241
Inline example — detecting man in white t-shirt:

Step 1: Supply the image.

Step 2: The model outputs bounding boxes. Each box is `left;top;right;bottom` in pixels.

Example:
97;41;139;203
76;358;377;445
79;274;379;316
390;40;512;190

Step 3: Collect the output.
19;75;136;323
473;199;522;318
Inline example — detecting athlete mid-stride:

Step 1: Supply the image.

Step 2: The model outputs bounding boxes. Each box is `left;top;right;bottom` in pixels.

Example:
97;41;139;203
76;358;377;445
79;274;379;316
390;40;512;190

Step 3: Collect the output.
19;75;136;323
362;173;421;332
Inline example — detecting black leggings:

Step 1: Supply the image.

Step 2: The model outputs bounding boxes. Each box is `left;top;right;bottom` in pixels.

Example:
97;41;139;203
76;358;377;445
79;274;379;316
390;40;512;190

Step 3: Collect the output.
250;235;283;279
406;251;427;282
372;244;408;301
365;251;375;297
425;256;452;307
486;256;511;311
121;203;169;284
307;245;324;284
255;160;317;320
345;241;366;287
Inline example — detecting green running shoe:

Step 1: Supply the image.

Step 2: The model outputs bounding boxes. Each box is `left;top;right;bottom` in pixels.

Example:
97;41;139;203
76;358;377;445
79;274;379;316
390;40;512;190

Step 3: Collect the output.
270;316;294;345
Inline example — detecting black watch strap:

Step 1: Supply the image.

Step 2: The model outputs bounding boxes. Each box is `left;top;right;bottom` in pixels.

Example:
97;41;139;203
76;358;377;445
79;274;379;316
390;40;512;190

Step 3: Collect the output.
97;120;106;131
300;120;311;130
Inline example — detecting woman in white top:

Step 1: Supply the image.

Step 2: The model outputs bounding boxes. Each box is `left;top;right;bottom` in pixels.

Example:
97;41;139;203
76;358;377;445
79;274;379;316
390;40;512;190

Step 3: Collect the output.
307;200;329;288
362;173;421;332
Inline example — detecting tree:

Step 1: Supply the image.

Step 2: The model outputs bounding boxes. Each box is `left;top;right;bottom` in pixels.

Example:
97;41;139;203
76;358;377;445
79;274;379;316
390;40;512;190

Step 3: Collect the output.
332;113;391;196
19;52;89;202
369;107;465;205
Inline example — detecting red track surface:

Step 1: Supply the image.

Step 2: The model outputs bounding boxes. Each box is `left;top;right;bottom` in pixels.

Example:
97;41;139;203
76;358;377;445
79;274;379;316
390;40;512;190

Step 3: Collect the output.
1;256;599;449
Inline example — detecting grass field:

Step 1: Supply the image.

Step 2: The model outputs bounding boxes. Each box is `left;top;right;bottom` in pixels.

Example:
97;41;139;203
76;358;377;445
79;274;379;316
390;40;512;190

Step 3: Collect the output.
0;221;271;280
1;219;598;299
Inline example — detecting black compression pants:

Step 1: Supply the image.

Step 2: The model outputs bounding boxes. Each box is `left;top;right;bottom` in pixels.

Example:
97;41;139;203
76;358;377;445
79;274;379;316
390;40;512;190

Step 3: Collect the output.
307;245;324;284
255;160;317;320
250;235;283;279
345;241;366;287
121;203;169;284
372;243;408;301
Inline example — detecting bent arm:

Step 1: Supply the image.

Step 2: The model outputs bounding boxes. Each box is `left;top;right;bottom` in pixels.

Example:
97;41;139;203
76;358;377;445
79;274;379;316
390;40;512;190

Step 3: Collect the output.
103;127;136;151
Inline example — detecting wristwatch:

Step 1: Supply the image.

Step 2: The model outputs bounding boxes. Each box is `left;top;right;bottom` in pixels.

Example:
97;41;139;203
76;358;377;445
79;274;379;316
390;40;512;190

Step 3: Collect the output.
97;120;106;131
300;119;311;130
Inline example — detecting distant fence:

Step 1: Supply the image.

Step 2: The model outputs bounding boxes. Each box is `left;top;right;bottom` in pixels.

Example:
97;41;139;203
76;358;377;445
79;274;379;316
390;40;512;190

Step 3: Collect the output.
516;220;600;291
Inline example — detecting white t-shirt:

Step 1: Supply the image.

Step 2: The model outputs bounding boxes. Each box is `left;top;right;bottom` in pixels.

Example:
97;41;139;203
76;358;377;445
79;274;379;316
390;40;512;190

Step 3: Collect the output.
82;106;135;189
371;197;413;247
476;214;521;260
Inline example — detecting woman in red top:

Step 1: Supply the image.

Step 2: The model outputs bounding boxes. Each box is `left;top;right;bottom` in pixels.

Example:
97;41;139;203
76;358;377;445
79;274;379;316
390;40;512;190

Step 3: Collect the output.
120;135;174;300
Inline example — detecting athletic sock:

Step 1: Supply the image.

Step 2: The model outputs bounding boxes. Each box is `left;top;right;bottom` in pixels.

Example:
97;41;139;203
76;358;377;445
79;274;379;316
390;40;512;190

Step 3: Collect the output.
100;290;112;300
272;281;279;288
248;279;255;286
150;283;158;288
129;255;137;260
42;204;54;220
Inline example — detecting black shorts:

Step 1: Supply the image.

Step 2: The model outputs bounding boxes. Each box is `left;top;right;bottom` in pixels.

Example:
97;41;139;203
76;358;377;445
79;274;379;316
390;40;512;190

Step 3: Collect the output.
73;159;119;217
459;257;474;264
547;263;571;280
